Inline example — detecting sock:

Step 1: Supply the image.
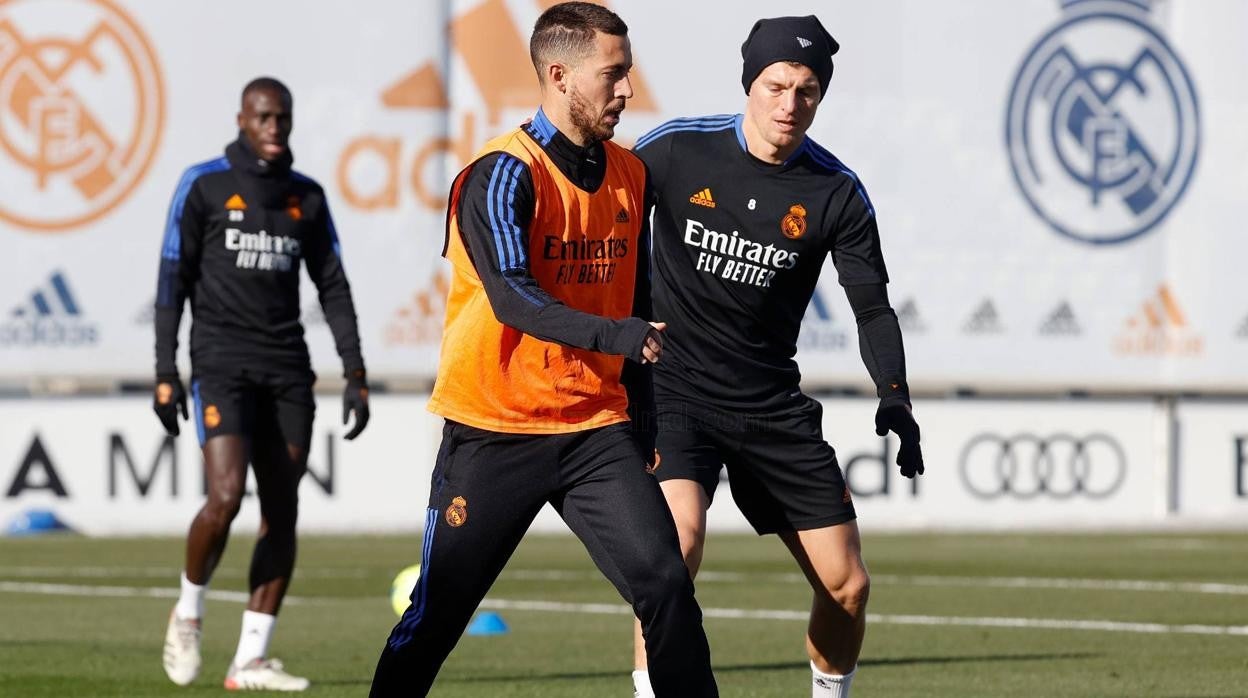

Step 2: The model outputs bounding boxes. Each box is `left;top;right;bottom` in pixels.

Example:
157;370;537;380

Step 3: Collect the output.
232;610;276;668
174;571;206;620
632;669;655;698
811;661;855;698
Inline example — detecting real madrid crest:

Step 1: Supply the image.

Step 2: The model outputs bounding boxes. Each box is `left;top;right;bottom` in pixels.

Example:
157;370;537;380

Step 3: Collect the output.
286;195;303;221
445;496;468;527
781;204;807;239
1004;0;1200;244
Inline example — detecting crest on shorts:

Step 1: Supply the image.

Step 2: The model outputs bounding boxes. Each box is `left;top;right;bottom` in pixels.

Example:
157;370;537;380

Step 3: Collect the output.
203;404;221;429
780;204;807;239
842;486;853;505
445;495;468;527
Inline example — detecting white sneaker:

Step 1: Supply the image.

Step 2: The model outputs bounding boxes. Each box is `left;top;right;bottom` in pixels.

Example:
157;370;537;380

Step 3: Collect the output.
224;657;310;692
162;610;202;686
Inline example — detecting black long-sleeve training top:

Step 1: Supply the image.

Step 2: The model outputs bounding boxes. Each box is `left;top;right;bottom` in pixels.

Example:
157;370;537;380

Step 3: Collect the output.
154;136;364;380
635;114;909;411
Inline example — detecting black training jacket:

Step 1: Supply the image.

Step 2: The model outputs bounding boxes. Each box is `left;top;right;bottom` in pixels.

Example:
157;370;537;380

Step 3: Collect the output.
154;136;364;380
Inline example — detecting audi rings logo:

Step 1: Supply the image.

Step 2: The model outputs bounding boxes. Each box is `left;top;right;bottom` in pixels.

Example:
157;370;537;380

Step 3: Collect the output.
959;433;1127;500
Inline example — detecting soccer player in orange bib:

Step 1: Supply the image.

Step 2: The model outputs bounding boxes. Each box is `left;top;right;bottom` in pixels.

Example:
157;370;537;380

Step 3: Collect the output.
369;4;716;697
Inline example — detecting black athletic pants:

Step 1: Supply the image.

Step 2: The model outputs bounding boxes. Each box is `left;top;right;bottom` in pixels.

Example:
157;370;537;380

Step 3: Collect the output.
370;420;718;697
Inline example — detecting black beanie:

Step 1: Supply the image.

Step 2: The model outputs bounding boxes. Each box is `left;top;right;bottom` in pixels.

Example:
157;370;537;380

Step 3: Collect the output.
740;15;839;101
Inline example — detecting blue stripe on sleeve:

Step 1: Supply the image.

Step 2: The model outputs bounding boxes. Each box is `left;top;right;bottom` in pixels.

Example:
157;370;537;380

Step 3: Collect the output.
502;160;525;268
499;159;547;306
802;140;876;217
156;258;179;308
502;271;547;307
732;113;747;152
486;156;527;270
482;155;545;307
324;199;344;262
485;157;510;269
160;157;229;261
634;114;737;151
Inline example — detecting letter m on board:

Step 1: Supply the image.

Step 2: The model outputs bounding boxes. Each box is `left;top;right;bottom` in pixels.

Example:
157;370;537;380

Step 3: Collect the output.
109;434;178;497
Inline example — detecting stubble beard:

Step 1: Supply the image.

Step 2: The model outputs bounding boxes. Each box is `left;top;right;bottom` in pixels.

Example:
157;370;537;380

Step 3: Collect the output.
568;86;615;144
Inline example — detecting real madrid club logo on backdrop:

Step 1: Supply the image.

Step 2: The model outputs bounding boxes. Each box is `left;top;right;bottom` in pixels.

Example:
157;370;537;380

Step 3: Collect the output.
1004;0;1199;245
0;0;165;233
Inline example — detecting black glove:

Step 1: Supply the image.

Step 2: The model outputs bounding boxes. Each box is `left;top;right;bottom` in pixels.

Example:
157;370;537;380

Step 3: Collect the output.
874;399;924;478
343;370;370;440
153;375;187;436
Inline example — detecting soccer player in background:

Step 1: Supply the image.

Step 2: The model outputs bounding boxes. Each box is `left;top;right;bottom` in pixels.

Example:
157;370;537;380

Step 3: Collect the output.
368;3;717;697
154;77;370;692
629;16;924;698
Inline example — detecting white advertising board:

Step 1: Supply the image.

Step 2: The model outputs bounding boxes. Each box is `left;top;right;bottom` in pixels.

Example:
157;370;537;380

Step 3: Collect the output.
742;397;1163;530
0;395;440;535
0;0;1245;391
1;395;1173;535
1173;401;1248;524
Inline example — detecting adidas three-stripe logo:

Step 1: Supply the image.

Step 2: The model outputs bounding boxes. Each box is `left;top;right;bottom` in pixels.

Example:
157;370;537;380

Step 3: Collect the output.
796;36;812;48
11;271;81;318
689;188;716;208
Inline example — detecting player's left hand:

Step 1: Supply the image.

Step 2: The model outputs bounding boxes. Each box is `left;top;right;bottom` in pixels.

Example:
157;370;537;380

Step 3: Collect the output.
343;370;370;440
874;400;924;478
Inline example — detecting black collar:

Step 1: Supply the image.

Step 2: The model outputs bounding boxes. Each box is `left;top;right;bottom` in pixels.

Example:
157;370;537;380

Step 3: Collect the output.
225;133;293;179
224;134;296;207
522;110;607;193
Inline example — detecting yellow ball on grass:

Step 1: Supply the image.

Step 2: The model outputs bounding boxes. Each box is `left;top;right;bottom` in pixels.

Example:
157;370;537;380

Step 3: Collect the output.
390;564;422;617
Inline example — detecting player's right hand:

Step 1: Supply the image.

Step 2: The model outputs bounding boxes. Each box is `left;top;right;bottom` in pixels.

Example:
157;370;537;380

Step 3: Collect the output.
641;322;666;364
153;376;188;437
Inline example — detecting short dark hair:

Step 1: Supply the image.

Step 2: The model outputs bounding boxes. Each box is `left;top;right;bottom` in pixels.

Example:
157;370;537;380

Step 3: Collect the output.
241;76;291;107
529;2;627;79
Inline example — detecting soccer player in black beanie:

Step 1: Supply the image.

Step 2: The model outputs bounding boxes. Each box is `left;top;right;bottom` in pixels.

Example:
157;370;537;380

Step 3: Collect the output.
740;15;838;100
630;14;923;698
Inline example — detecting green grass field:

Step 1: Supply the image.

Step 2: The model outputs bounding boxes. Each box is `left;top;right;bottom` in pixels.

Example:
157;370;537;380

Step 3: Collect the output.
2;531;1246;697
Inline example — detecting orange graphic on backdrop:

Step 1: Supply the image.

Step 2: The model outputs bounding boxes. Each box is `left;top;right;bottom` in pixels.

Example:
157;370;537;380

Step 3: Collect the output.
337;0;657;212
0;0;164;232
381;0;657;121
384;271;450;346
1113;284;1203;357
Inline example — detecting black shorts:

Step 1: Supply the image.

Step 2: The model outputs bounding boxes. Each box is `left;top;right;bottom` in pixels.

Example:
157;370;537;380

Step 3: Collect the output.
190;369;315;450
653;395;856;534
